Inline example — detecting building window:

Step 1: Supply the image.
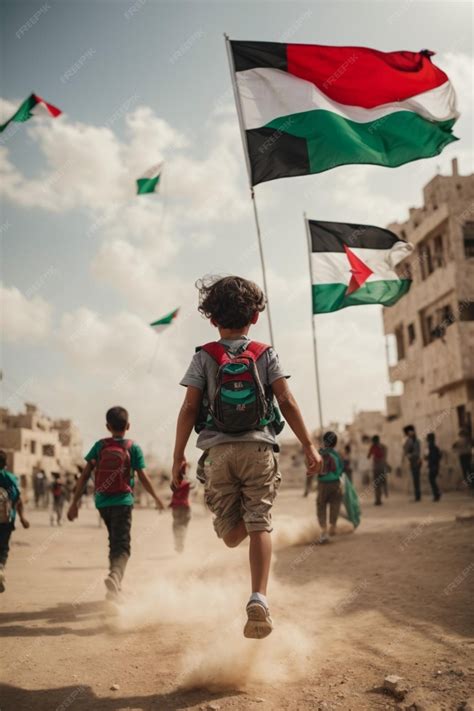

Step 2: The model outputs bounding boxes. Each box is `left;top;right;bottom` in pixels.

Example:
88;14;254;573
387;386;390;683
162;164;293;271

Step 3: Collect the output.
421;303;455;345
457;405;472;436
433;235;444;268
459;301;474;321
419;242;434;279
395;325;405;360
463;222;474;258
30;441;36;454
407;323;416;344
42;444;55;457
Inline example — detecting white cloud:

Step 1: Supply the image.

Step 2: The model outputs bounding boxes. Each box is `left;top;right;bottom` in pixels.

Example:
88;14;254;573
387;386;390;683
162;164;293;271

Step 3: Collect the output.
0;283;52;343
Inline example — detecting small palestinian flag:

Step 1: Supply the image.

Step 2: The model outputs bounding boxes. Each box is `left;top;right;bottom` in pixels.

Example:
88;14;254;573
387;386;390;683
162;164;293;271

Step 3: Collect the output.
136;163;163;195
309;220;412;314
229;41;459;185
150;308;179;332
0;93;62;133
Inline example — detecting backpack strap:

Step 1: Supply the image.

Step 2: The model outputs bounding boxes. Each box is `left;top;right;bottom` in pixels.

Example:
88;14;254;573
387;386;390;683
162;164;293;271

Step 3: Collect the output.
200;340;270;363
200;342;231;364
243;341;271;360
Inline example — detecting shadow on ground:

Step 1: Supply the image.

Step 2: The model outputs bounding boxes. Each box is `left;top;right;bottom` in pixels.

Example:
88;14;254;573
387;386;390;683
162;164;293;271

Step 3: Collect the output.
0;683;243;711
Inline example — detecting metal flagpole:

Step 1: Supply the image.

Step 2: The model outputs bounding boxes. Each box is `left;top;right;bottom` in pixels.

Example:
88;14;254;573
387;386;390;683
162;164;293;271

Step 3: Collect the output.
303;212;324;430
224;33;275;348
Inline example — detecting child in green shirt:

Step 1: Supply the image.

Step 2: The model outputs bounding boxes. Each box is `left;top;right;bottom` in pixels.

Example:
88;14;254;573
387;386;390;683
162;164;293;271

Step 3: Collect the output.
68;406;164;599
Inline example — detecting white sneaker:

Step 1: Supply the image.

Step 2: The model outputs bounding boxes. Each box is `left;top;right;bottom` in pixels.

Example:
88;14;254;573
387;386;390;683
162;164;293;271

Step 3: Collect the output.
318;532;330;544
0;567;5;593
244;601;273;639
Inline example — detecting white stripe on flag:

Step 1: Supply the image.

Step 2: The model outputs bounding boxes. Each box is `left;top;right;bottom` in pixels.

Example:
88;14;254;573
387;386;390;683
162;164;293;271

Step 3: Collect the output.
236;68;458;130
311;244;412;285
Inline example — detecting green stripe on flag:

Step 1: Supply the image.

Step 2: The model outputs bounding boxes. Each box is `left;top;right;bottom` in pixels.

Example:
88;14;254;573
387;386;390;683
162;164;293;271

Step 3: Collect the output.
137;175;160;195
263;110;457;174
313;280;411;314
150;308;178;327
0;94;37;132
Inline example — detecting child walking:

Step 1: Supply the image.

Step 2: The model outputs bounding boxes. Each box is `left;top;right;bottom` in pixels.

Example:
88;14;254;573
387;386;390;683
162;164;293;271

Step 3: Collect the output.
170;477;192;553
68;406;165;599
0;450;30;593
173;275;321;638
316;431;344;544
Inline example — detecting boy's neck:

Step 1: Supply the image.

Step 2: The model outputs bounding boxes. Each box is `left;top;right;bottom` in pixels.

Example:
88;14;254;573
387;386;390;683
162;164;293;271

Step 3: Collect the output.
218;326;251;341
110;431;127;438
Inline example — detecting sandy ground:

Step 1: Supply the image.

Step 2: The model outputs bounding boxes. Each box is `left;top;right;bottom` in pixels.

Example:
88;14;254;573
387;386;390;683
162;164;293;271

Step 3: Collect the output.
1;487;474;711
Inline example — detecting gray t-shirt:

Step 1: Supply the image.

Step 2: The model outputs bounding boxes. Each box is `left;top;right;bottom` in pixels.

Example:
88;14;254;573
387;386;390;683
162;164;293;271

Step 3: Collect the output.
180;336;287;450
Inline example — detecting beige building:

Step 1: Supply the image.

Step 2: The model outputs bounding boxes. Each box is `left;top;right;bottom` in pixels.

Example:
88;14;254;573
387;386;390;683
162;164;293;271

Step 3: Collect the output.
382;158;474;492
0;403;83;489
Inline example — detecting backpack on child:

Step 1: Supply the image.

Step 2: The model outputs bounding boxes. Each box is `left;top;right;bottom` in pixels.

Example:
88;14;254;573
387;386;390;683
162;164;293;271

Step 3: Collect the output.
94;439;133;494
0;487;13;524
196;341;284;435
52;481;63;500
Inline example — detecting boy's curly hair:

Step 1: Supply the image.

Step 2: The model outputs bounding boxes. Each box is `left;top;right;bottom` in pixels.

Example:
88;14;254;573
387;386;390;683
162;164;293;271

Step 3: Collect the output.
196;275;266;329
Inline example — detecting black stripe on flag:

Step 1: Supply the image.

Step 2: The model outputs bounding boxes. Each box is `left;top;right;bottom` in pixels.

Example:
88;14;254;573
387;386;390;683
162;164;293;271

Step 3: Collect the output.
309;220;403;252
246;128;310;185
231;40;287;72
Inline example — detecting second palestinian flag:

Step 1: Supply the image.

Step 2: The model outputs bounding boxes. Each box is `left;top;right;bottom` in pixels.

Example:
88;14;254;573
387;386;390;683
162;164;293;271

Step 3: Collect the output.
309;220;412;314
230;41;459;185
0;93;62;133
150;308;179;331
137;163;163;195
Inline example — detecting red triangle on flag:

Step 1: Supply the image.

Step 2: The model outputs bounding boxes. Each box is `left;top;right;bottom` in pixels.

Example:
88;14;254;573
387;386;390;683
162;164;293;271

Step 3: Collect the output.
344;245;373;295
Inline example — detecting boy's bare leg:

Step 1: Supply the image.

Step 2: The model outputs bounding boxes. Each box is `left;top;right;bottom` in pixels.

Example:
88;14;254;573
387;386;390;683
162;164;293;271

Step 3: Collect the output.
244;530;273;638
249;530;272;595
223;519;247;548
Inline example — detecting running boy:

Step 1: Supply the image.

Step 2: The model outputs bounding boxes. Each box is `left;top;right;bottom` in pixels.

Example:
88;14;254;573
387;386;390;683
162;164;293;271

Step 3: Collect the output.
316;431;344;544
173;276;321;638
0;450;30;593
67;407;165;599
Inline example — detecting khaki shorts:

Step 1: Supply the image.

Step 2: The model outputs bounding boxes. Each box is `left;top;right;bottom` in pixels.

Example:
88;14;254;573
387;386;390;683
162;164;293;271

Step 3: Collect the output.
198;442;281;538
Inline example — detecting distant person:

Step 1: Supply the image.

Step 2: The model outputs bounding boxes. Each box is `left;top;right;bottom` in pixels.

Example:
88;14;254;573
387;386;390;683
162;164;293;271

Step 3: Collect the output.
343;444;353;483
50;474;67;526
453;429;473;489
367;435;388;506
67;406;165;601
0;450;30;593
403;425;422;501
173;275;321;639
170;476;192;553
316;431;344;544
425;433;442;502
33;469;47;508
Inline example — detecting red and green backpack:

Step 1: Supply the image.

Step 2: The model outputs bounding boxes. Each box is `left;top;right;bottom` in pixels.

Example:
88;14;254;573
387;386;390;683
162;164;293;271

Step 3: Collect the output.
94;439;133;495
196;340;284;435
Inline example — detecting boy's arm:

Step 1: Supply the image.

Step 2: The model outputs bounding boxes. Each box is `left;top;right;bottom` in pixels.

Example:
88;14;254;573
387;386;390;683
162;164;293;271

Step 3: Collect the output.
136;469;165;510
271;377;322;474
172;386;202;487
67;462;93;521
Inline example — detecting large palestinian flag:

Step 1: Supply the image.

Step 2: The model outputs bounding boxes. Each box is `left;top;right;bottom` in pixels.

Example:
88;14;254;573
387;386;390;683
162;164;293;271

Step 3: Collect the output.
229;42;459;185
309;220;412;314
0;93;62;133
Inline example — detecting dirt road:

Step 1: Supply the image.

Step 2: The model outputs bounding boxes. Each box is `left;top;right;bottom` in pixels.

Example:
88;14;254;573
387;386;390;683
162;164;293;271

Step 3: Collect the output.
1;488;473;711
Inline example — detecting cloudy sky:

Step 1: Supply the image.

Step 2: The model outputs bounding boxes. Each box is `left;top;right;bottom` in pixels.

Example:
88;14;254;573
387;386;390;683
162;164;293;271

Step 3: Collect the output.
1;0;473;461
